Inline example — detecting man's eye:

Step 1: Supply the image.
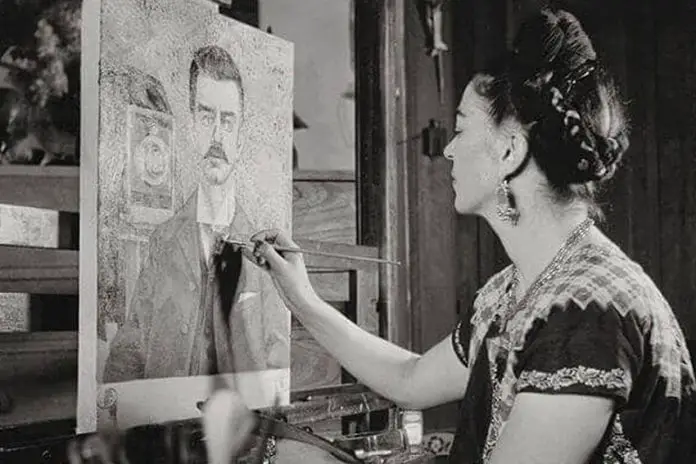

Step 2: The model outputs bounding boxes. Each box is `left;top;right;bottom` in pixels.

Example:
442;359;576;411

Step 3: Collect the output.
199;112;214;127
221;116;236;132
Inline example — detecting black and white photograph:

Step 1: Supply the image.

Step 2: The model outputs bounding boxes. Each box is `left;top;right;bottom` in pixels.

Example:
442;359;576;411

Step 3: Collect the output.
0;0;695;463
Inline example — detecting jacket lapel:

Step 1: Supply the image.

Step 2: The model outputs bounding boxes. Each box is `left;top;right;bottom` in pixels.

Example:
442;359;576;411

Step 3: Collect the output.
224;201;261;299
215;201;264;372
174;192;203;290
176;190;258;301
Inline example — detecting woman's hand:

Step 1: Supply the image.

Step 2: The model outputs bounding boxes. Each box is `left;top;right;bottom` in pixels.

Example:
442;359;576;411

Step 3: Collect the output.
67;431;122;464
244;229;320;313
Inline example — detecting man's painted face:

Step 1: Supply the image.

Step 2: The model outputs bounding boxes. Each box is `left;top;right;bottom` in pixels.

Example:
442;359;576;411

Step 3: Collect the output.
193;74;243;186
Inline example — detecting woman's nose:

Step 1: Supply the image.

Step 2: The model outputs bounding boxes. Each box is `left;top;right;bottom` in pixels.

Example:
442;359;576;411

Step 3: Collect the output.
443;141;455;160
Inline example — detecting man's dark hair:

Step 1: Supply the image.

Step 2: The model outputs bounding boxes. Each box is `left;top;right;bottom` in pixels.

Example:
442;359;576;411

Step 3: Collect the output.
189;45;244;111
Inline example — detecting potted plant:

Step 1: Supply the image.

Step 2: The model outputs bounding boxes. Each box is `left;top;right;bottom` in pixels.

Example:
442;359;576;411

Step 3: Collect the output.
0;0;80;165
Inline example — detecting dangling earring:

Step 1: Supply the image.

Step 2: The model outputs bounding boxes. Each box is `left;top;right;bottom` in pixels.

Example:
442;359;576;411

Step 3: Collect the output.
496;177;520;225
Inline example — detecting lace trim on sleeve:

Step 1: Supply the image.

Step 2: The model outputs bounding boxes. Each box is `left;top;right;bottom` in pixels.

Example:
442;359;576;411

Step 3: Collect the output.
451;320;469;367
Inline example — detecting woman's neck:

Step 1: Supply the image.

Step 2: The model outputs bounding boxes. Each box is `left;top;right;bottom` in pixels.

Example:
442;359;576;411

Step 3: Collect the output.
485;201;591;293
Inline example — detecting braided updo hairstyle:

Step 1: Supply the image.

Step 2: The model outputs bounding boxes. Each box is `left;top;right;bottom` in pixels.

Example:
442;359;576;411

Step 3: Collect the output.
477;9;630;215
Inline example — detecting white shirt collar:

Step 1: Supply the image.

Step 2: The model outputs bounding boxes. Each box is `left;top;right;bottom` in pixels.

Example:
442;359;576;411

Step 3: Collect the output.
196;180;236;229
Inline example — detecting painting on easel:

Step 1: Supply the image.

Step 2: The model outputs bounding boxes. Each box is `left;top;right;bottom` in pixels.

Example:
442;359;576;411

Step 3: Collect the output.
79;0;293;433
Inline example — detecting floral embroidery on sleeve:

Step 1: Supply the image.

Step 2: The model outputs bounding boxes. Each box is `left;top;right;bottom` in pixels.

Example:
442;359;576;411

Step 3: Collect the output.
603;416;643;464
516;366;630;393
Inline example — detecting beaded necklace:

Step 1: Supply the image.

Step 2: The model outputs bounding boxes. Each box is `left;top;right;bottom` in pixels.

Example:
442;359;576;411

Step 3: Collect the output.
481;218;595;462
500;217;594;330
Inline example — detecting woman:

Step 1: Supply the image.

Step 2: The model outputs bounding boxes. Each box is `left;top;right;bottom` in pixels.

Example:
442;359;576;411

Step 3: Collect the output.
250;8;696;464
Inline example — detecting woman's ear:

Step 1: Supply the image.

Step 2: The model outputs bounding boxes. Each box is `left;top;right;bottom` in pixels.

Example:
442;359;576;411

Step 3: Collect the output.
498;120;529;177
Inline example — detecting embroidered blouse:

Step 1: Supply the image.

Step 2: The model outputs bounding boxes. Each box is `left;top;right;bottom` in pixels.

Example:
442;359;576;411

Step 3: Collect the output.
449;233;696;463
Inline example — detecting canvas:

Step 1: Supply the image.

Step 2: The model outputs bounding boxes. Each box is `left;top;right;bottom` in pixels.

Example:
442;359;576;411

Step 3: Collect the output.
79;0;293;433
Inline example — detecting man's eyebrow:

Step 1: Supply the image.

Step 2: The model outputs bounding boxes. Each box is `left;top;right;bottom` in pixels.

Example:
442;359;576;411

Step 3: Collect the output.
220;111;237;119
196;103;215;112
456;109;466;118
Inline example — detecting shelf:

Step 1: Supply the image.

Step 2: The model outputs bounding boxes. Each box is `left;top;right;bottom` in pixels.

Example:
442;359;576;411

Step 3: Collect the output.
0;332;78;428
0;166;79;213
0;245;78;295
292;169;356;182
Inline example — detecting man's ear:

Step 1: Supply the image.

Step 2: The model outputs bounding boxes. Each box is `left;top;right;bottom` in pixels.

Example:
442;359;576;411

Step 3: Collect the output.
235;123;246;153
236;135;246;156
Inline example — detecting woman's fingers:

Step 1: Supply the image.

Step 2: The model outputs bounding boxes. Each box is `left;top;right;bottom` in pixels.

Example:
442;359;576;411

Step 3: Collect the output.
240;244;268;269
254;240;286;271
251;230;304;269
250;229;297;248
237;239;277;270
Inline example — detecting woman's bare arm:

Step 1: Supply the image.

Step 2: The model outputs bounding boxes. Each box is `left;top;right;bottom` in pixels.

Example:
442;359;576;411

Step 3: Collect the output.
489;392;614;464
293;294;469;409
247;230;470;409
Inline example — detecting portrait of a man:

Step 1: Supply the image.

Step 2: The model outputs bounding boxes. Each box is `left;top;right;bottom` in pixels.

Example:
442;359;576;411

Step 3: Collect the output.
103;45;289;382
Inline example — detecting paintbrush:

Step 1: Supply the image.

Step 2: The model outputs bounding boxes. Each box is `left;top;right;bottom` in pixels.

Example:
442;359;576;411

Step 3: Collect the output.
224;239;402;266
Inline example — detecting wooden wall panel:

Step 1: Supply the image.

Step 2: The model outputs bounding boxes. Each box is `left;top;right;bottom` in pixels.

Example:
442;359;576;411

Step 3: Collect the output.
655;1;696;340
290;317;343;391
292;181;356;244
291;271;349;392
403;0;461;432
290;179;358;393
623;0;660;281
290;241;381;392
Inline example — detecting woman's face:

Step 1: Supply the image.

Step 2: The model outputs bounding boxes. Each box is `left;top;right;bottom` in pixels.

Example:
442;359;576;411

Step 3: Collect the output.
444;77;507;216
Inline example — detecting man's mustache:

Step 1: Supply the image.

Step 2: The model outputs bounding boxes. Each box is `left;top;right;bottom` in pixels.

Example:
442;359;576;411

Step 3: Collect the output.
204;143;227;162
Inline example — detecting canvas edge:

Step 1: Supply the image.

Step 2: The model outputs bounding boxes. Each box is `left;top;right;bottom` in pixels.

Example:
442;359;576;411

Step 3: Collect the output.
77;0;101;435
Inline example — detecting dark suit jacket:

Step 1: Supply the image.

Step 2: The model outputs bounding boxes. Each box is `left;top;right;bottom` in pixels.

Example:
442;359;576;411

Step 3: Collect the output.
103;192;289;382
